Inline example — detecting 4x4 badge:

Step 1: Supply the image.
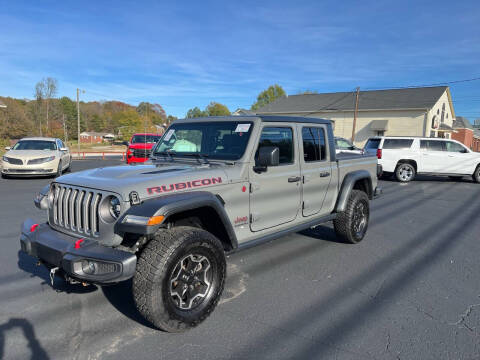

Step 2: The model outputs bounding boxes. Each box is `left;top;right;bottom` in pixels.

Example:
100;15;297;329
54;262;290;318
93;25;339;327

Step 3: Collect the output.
129;191;141;205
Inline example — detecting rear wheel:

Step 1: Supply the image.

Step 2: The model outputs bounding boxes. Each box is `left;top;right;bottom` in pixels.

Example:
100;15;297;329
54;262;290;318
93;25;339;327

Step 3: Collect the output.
473;166;480;183
334;190;370;244
133;226;226;332
395;163;415;182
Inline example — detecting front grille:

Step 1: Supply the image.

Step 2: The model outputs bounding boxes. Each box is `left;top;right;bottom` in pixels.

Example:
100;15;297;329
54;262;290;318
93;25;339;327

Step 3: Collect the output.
50;184;103;237
5;157;23;165
132;149;150;158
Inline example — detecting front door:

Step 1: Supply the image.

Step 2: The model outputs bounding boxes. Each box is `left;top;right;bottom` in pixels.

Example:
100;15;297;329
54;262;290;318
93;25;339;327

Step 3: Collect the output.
300;125;332;216
249;125;301;231
443;141;474;174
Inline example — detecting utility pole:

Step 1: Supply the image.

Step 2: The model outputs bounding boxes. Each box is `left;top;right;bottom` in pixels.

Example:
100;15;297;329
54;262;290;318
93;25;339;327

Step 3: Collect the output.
62;114;67;142
76;88;84;154
351;87;360;143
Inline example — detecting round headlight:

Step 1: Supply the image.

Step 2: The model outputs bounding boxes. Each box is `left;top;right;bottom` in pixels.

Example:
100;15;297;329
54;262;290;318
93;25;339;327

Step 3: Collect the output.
109;196;121;219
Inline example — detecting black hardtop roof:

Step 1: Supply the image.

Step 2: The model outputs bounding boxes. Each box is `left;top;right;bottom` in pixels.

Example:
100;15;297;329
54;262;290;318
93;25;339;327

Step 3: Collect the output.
175;115;332;125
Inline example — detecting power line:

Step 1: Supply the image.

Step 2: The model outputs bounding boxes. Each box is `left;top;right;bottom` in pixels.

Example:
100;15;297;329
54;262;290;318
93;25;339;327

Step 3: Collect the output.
364;76;480;91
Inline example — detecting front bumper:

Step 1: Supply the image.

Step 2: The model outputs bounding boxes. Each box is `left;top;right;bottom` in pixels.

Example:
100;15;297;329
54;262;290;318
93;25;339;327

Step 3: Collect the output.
20;218;136;284
126;156;149;164
2;161;57;176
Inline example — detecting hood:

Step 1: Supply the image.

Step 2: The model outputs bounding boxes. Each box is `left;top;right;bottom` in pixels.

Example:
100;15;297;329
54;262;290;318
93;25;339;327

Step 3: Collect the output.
128;143;155;150
55;161;229;201
4;150;58;160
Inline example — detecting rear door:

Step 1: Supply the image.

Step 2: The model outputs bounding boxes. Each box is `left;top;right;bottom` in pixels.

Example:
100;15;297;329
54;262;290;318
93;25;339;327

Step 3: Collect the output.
420;140;446;172
249;125;301;231
300;125;332;216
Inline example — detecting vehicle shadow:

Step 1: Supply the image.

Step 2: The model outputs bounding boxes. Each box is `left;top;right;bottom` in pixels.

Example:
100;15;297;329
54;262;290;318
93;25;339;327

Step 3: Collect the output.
381;174;474;183
101;280;156;329
0;318;49;360
17;251;97;294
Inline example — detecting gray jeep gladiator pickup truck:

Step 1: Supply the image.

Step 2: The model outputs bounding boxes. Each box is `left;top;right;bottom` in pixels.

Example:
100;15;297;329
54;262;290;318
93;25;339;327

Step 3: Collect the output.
20;115;381;332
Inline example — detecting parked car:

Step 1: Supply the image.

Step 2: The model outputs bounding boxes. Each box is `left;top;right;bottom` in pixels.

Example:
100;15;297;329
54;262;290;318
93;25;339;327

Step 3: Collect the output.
20;116;381;332
125;133;162;164
334;137;363;154
364;136;480;183
2;137;71;178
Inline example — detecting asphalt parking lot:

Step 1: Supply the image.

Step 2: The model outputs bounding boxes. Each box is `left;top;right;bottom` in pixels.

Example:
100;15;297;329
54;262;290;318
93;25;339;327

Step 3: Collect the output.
1;160;479;360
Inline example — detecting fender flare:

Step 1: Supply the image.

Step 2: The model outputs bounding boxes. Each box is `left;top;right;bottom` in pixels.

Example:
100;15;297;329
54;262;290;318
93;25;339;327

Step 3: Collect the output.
115;191;238;249
334;170;373;213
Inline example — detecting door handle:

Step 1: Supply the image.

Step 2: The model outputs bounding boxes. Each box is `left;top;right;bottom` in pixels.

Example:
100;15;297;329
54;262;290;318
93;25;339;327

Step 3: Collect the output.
288;176;301;183
319;171;330;177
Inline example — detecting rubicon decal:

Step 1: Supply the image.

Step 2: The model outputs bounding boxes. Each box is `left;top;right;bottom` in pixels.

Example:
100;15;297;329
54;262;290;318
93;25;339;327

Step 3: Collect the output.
147;177;223;194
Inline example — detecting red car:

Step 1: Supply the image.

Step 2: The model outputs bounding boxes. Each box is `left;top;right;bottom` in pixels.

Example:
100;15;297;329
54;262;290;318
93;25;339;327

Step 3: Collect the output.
125;133;162;164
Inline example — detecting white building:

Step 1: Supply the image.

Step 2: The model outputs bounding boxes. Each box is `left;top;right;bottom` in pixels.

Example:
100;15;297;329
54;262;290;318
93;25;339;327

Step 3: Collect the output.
255;86;456;146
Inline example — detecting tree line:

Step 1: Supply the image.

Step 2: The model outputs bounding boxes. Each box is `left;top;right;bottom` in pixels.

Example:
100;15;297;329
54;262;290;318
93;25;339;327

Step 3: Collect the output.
0;80;288;141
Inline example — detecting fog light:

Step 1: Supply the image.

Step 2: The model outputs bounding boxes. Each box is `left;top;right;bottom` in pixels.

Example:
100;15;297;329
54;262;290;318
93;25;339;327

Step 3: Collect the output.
81;260;96;275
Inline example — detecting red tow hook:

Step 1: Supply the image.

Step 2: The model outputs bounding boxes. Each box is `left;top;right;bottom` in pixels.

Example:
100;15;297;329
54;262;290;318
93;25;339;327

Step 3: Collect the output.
74;238;84;249
30;224;39;233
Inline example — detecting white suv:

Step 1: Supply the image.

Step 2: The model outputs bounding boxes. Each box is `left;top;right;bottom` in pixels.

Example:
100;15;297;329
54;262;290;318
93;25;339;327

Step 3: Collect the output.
364;136;480;183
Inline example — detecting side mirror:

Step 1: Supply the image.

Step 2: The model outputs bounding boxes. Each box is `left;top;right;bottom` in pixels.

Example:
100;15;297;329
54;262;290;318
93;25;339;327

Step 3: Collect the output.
4;146;10;151
122;141;129;146
60;147;68;152
461;148;468;153
254;146;279;173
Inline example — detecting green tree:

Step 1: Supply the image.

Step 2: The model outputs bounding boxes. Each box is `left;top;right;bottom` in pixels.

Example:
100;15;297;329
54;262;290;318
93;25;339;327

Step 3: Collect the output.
166;115;177;124
206;102;230;116
251;84;286;110
186;107;207;118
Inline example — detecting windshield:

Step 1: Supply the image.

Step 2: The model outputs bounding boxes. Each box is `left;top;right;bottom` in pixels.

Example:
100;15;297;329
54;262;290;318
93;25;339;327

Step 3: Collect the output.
12;140;57;151
154;121;253;160
131;135;161;144
335;138;354;149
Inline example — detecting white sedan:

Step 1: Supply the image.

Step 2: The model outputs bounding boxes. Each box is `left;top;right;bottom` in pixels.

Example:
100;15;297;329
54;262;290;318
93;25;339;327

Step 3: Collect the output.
1;137;71;178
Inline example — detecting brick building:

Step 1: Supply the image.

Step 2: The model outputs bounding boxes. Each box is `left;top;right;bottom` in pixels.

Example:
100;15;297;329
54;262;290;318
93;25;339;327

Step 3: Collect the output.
79;132;115;144
451;116;475;149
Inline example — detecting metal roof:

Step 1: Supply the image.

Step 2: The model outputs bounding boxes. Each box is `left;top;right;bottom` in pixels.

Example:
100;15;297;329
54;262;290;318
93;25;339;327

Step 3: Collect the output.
452;116;473;130
256;86;449;113
175;115;332;125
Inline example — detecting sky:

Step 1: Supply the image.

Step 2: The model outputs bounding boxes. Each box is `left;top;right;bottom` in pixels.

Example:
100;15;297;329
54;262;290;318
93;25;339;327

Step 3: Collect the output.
1;0;480;120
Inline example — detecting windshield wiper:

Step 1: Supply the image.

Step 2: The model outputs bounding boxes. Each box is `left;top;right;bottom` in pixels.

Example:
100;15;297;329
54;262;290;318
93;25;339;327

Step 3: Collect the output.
154;150;176;161
181;153;210;164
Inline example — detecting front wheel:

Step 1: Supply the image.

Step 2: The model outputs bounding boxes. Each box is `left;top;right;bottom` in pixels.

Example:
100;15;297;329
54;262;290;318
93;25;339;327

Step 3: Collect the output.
133;226;226;332
55;160;63;177
473;166;480;183
395;163;415;182
334;190;370;244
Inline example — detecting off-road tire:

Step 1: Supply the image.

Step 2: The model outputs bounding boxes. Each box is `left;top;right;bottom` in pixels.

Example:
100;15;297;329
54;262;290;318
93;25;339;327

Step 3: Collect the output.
395;163;415;182
473;166;480;184
334;190;369;244
133;226;226;332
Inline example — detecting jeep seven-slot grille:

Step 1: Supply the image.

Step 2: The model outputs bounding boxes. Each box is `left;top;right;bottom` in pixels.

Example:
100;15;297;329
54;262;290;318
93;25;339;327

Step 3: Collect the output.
50;184;102;237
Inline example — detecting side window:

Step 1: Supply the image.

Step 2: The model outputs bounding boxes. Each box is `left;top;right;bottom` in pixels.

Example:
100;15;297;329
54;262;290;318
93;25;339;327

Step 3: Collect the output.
420;140;444;151
383;139;414;149
257;127;294;165
302;127;326;162
445;141;466;153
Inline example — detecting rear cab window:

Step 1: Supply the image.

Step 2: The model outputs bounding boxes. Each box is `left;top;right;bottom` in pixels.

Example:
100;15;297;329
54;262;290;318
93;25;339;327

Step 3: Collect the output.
365;138;381;150
382;139;414;150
